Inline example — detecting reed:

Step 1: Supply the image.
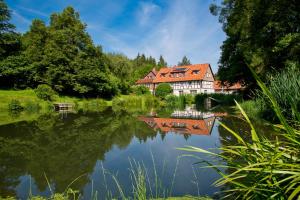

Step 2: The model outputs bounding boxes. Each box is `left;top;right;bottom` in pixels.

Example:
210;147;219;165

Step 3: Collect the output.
179;69;300;199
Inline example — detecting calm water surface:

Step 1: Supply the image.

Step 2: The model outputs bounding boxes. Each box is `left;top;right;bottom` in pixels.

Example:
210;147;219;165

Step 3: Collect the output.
0;106;250;199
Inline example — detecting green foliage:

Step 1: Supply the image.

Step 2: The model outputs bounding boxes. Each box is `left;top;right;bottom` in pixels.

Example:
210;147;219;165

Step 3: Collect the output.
180;70;300;199
182;94;194;105
164;94;194;109
260;63;300;121
195;93;242;108
0;6;120;98
0;0;20;59
239;99;265;120
35;84;56;101
155;83;173;99
157;55;167;69
24;100;41;113
132;85;151;95
177;56;191;66
243;64;300;123
8;99;23;111
112;95;158;113
0;2;168;98
164;95;180;108
212;0;300;86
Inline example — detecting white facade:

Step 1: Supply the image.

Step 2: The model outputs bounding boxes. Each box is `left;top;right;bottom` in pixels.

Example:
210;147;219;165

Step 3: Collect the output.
168;80;215;96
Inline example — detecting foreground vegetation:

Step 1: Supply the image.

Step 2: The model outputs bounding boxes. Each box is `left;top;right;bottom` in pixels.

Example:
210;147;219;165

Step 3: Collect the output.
181;70;300;199
240;64;300;124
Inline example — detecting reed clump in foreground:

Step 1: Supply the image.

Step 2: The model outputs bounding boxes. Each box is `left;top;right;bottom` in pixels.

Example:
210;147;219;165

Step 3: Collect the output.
180;68;300;199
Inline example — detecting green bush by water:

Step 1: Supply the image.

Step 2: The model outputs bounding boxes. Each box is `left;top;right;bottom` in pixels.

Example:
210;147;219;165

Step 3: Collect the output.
164;94;194;109
35;84;57;101
8;99;24;111
155;83;173;99
131;85;151;95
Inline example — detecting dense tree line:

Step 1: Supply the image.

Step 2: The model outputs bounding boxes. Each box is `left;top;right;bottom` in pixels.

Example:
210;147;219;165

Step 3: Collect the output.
0;1;168;98
210;0;300;86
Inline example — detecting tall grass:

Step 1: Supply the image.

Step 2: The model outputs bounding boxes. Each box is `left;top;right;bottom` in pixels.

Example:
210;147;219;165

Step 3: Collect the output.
180;68;300;199
112;94;159;113
0;155;212;200
243;63;300;123
162;94;196;111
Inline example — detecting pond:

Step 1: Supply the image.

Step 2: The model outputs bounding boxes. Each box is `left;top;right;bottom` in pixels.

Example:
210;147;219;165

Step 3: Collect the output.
0;105;255;199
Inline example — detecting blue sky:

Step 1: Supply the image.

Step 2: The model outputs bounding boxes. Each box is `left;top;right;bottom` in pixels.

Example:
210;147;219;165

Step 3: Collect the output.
6;0;225;72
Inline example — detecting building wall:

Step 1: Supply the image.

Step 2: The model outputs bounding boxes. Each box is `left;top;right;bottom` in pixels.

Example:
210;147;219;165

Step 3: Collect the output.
202;66;215;81
167;80;215;96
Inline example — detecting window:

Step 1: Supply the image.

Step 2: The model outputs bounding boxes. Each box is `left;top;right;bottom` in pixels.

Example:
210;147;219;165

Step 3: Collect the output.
192;70;200;74
190;90;197;94
204;90;207;93
179;90;183;95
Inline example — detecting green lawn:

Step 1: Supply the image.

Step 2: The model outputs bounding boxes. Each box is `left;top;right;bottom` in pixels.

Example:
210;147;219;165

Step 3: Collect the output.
0;89;112;125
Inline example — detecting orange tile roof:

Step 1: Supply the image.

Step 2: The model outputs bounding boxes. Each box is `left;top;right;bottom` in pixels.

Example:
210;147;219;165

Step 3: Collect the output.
138;116;215;135
136;79;154;84
214;81;243;90
136;68;157;84
153;64;211;83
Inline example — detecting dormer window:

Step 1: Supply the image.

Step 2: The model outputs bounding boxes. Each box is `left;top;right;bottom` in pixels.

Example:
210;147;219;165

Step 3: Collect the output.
160;73;166;77
192;70;200;74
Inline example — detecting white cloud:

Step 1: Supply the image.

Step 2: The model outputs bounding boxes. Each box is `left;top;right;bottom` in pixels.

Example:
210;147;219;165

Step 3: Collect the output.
137;2;160;26
101;0;225;72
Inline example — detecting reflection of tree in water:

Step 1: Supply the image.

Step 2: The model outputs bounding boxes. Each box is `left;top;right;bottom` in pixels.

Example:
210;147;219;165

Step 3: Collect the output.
0;108;157;197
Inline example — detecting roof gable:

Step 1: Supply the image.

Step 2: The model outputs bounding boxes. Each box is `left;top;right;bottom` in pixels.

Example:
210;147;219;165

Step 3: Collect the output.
136;68;157;84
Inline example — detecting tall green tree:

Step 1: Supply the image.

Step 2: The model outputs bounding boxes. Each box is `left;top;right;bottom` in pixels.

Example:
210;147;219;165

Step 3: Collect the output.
157;55;167;69
132;53;158;81
106;53;133;94
211;0;300;85
0;6;120;97
178;56;191;66
0;0;20;59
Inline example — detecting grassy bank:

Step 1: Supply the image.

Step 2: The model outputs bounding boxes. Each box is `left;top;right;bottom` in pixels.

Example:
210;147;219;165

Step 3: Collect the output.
0;89;113;125
0;89;112;110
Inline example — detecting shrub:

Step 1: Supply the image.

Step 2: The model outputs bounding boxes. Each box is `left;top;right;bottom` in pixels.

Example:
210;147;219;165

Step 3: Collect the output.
239;100;259;118
155;83;172;99
35;84;56;101
24;100;41;112
132;85;151;95
182;94;194;105
8;99;23;111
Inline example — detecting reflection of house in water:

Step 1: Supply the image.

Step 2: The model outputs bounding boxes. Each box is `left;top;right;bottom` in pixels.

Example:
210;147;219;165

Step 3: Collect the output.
139;116;216;136
139;107;228;136
171;108;215;119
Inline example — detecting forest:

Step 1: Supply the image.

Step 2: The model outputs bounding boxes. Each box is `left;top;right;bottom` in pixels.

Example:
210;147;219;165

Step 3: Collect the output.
0;2;170;98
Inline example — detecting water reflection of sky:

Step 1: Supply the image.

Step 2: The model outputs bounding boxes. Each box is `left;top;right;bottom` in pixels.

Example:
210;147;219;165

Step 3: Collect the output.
0;107;228;199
